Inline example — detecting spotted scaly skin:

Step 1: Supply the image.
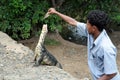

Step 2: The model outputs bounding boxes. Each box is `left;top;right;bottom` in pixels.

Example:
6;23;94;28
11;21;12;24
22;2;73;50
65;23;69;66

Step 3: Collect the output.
33;24;62;69
34;24;48;61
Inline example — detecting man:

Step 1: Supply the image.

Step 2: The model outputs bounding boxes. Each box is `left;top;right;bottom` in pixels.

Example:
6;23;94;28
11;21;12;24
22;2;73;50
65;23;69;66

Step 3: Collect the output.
47;8;120;80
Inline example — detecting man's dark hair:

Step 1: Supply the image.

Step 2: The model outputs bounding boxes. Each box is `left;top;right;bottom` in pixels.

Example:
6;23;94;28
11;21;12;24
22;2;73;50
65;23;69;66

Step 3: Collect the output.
87;10;109;32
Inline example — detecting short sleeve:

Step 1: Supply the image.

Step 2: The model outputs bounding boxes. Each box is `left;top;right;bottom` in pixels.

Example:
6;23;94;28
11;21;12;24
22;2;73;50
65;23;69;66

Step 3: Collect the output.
104;48;118;74
76;22;88;37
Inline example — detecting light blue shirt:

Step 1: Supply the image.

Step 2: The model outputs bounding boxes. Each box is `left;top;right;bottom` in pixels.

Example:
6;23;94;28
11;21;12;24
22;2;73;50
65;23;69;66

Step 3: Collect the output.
76;22;120;80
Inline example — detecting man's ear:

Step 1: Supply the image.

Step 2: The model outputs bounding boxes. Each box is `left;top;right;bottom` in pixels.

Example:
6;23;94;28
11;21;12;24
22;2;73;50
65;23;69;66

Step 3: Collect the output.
92;25;96;32
94;25;99;31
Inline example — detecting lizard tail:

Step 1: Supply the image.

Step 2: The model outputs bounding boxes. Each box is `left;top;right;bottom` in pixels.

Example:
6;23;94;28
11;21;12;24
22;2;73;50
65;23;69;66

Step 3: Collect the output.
56;62;63;69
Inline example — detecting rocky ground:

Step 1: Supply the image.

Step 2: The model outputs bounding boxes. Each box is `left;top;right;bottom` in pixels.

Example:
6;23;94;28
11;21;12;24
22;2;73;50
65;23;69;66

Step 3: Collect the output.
0;31;120;80
0;31;79;80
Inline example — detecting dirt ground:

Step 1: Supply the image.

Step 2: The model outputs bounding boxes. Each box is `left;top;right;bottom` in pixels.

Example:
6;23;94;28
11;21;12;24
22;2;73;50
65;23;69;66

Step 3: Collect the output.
19;31;120;80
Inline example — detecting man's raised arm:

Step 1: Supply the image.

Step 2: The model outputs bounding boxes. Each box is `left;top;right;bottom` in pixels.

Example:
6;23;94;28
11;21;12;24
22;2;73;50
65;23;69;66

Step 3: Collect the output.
48;8;78;26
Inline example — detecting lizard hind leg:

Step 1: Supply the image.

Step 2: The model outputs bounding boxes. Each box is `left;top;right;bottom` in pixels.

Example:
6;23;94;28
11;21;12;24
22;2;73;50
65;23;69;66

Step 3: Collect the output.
33;52;44;67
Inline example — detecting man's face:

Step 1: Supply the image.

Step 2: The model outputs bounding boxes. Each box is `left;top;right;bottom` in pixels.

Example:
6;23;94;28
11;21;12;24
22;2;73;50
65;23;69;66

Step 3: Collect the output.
86;20;95;34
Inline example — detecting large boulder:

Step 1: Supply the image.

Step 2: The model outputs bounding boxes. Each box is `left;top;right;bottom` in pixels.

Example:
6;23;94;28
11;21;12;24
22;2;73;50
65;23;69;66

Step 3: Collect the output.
0;31;78;80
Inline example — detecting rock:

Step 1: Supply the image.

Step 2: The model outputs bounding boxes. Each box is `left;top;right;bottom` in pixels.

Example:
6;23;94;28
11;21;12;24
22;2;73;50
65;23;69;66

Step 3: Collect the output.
0;31;78;80
2;66;78;80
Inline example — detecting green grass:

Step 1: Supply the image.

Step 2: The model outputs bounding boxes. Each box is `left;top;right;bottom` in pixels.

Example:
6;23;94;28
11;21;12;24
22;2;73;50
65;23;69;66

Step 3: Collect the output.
45;38;61;46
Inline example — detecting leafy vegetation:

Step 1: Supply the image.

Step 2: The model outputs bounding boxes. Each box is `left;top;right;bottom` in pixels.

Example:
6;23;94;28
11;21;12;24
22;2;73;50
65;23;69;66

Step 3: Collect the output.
0;0;61;40
60;0;120;23
0;0;120;40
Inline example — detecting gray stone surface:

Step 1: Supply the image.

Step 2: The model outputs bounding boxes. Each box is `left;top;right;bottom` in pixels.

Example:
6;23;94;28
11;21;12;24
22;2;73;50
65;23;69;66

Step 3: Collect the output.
0;31;78;80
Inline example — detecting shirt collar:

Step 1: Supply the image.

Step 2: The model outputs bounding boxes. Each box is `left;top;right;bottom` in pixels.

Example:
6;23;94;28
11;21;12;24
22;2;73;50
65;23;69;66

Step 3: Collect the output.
94;29;106;46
